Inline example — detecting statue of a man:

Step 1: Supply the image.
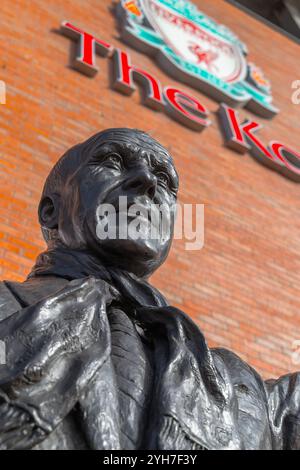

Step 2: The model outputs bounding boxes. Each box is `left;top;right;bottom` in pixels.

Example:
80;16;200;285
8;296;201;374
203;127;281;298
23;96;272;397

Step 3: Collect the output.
0;128;299;450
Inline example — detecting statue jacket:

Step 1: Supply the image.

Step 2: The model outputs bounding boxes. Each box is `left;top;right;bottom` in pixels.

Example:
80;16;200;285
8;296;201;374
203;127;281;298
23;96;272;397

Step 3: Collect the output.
0;248;299;450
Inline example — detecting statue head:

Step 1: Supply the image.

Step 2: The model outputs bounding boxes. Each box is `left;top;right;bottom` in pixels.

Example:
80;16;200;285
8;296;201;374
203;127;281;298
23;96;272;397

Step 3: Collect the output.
38;128;179;278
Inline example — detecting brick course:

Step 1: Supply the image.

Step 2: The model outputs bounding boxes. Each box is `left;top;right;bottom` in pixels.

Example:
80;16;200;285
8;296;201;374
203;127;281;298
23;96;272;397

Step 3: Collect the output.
1;0;300;378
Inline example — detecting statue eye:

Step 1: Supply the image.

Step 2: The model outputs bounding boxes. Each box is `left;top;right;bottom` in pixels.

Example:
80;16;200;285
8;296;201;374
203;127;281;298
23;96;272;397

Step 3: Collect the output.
156;171;170;187
103;153;124;170
156;171;178;197
156;171;171;189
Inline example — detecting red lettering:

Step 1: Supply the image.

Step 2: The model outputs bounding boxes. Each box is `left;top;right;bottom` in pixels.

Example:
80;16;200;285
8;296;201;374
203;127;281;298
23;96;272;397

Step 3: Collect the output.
271;142;300;181
218;104;250;152
61;21;113;76
164;87;210;131
219;105;300;181
219;104;282;168
59;25;300;184
112;49;164;111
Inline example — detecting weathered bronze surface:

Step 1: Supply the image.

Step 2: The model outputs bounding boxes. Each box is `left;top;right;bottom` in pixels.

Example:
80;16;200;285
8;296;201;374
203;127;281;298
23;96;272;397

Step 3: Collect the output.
0;129;299;450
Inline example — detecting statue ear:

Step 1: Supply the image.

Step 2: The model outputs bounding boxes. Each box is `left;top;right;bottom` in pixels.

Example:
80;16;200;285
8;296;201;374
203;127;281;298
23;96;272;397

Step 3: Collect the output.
38;194;60;229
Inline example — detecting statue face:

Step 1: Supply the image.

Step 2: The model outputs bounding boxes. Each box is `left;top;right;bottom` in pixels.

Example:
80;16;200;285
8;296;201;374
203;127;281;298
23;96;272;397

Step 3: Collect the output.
57;140;178;277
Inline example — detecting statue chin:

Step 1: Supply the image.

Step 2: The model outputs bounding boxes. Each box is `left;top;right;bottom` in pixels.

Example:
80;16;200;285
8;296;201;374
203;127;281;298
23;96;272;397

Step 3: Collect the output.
91;237;165;275
84;217;168;273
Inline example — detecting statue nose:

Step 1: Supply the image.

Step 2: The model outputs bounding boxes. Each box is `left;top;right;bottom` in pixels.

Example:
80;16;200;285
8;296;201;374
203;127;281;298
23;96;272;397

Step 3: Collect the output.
123;169;157;199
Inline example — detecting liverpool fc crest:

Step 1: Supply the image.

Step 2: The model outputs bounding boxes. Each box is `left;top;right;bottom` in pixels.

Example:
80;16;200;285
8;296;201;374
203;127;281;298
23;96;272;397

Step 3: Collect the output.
117;0;278;117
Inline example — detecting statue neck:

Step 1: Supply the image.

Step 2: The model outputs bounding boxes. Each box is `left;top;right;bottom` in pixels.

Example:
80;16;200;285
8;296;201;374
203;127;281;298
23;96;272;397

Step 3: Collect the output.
28;246;121;282
28;245;168;309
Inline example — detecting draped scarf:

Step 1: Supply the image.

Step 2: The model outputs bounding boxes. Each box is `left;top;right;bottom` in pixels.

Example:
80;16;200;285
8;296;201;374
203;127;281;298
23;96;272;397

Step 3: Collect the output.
0;248;241;449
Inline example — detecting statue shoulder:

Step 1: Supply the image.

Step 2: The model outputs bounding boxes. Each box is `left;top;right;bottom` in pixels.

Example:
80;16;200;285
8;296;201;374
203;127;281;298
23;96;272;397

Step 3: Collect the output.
0;277;70;322
0;281;22;321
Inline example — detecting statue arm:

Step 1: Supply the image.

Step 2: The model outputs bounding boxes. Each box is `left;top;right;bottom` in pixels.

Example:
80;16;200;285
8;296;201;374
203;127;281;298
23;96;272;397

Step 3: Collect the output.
0;277;116;449
0;282;47;449
212;347;300;449
265;372;300;450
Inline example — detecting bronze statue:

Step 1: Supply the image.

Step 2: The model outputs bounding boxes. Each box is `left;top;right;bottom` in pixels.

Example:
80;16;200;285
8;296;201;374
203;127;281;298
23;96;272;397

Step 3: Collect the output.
0;128;299;450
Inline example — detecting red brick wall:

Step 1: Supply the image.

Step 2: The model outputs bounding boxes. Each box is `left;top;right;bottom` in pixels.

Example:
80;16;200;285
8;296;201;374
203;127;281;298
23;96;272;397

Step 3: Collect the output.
1;0;300;378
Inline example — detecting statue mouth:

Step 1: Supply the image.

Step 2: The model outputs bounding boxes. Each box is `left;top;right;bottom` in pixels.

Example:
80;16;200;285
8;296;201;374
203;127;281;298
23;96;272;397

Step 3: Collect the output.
101;196;164;225
94;196;170;246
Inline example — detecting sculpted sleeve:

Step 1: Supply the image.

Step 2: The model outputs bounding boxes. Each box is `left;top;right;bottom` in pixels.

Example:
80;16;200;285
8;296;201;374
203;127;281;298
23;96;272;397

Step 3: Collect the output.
265;372;300;449
0;277;115;449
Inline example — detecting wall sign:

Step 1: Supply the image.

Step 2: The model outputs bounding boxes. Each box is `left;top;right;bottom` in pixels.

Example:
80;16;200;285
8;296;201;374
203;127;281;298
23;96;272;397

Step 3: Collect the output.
117;0;278;118
60;12;300;183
